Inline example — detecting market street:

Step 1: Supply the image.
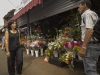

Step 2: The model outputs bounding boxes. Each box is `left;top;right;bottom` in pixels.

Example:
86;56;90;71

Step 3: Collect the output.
0;49;86;75
0;0;100;75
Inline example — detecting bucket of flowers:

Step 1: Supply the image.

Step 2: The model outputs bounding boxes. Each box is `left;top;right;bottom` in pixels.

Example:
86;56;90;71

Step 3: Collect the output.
59;52;74;69
31;40;41;57
26;41;31;55
45;48;51;57
44;45;53;62
52;41;63;57
36;39;45;56
44;41;54;57
30;41;35;56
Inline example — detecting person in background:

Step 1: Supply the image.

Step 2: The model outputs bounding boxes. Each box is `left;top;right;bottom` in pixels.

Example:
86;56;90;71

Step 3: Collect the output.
5;20;23;75
1;34;5;51
78;0;100;75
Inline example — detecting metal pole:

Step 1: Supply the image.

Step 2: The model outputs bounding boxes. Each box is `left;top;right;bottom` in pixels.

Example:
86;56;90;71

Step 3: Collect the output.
27;11;29;37
30;24;31;36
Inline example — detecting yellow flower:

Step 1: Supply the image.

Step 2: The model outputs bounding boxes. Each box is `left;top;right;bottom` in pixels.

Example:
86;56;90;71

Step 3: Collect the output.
73;45;81;52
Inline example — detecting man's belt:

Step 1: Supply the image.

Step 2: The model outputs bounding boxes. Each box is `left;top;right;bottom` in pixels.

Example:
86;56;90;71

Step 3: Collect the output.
89;41;100;44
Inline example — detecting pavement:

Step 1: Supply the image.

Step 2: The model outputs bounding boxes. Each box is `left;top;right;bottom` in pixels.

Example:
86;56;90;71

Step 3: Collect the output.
0;48;86;75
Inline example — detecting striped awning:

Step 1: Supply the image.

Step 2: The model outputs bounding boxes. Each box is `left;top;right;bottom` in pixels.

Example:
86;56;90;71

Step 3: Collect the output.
4;0;42;27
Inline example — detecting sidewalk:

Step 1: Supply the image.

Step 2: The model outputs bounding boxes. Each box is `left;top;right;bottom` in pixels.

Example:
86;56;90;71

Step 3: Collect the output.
0;49;85;75
22;51;85;75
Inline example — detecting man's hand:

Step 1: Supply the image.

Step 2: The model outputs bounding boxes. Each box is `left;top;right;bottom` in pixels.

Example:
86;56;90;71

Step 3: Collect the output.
78;47;86;58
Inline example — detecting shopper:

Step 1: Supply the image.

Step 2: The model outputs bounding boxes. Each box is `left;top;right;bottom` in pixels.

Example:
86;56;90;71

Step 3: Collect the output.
78;0;100;75
1;34;5;50
5;20;23;75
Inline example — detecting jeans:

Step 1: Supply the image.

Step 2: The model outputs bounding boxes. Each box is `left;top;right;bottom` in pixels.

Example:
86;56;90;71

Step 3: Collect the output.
83;44;100;75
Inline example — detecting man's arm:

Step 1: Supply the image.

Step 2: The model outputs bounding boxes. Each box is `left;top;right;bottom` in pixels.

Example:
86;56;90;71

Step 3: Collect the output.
78;14;95;57
82;28;94;48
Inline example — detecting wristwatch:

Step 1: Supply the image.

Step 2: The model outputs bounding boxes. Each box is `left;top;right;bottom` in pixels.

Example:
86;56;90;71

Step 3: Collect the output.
82;46;87;50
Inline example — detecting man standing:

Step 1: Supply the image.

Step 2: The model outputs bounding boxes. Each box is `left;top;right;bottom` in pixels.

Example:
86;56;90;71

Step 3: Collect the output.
78;0;100;75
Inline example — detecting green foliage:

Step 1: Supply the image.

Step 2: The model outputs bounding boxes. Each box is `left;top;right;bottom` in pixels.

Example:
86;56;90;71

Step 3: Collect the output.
66;10;81;41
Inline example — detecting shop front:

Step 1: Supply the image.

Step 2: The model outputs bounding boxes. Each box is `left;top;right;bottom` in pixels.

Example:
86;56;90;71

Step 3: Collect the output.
21;0;100;69
19;0;83;68
17;0;82;46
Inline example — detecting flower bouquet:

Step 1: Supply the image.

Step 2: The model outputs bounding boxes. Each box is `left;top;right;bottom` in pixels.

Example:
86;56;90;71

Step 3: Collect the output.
52;41;64;57
26;41;31;49
26;41;30;55
38;37;46;48
31;40;40;50
31;40;40;57
53;41;62;51
37;38;46;56
73;45;81;52
45;48;51;57
59;52;73;63
59;52;74;69
44;46;52;62
30;42;35;56
45;42;54;56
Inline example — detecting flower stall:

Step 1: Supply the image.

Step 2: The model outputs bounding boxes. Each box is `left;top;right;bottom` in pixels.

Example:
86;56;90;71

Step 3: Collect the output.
22;9;83;68
43;10;83;68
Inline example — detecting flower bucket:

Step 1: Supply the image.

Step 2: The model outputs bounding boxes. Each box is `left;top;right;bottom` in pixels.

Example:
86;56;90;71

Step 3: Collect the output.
77;53;83;60
26;49;30;55
40;48;43;56
31;50;34;56
53;51;58;57
35;50;39;57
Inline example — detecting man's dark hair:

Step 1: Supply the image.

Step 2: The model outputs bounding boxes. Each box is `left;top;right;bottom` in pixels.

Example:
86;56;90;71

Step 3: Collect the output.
80;0;92;9
7;20;17;30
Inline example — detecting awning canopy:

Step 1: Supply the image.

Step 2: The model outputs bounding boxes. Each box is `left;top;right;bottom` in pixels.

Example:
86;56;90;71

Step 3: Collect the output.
4;0;42;27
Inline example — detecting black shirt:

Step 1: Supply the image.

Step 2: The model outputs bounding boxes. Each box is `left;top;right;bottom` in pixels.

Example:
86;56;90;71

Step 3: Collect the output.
8;30;20;50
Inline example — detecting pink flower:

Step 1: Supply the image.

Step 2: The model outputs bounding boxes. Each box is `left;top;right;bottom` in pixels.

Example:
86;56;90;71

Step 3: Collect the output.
67;42;73;48
64;42;73;48
73;41;83;46
46;44;48;47
64;42;68;48
73;41;78;46
77;41;83;46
